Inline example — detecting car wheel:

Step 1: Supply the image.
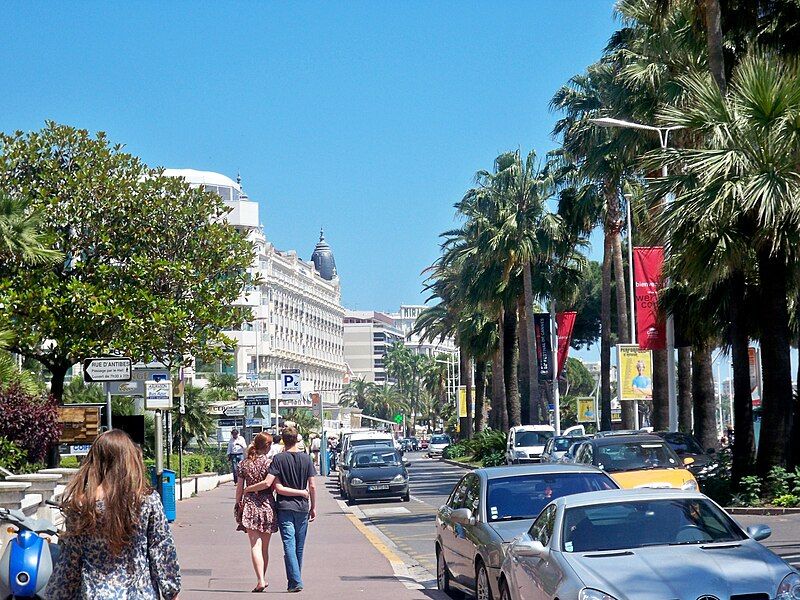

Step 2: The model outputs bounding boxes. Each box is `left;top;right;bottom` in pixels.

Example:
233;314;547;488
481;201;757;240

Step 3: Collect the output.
347;495;357;506
437;547;454;595
402;492;410;502
476;562;493;600
499;578;512;600
340;487;348;500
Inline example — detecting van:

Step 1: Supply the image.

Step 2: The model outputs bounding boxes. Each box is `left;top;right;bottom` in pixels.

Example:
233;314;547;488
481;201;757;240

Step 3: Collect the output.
505;425;585;464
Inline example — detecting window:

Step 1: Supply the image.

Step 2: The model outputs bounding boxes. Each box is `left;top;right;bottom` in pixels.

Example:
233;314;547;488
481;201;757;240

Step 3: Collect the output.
462;474;481;515
595;442;679;473
515;430;554;447
448;476;470;509
529;505;556;546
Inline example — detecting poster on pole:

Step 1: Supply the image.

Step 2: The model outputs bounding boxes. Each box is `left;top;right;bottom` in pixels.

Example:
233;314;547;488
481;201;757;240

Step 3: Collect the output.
533;313;553;382
556;311;577;377
617;344;654;401
576;397;596;423
145;380;173;410
749;347;762;408
458;386;467;418
633;247;666;350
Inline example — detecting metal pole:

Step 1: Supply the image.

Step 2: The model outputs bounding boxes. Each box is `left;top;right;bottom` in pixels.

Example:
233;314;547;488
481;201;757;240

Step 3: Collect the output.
626;194;640;431
105;383;113;431
716;363;723;437
550;299;560;435
155;409;164;497
661;135;678;432
179;390;185;500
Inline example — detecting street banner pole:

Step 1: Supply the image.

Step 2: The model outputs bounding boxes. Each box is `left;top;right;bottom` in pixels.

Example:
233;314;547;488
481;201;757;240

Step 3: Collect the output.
550;300;560;435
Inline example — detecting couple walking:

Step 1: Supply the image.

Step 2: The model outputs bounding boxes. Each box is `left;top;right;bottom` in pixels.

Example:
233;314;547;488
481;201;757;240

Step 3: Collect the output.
235;426;317;593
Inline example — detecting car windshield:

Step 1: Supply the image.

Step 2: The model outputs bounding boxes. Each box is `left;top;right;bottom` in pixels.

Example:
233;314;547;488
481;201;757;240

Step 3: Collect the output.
486;473;615;522
553;438;576;452
351;438;393;448
595;442;679;472
431;435;450;445
663;434;704;455
351;449;401;467
562;498;745;552
515;431;554;447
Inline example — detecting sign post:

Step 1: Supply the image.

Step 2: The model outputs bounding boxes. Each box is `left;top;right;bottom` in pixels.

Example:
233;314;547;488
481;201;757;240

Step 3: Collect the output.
145;380;173;485
82;357;132;432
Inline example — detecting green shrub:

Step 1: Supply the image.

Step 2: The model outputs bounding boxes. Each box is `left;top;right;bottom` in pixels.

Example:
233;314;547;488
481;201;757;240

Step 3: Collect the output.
766;466;790;499
482;451;506;468
0;436;26;472
732;475;762;507
443;443;467;459
60;456;80;468
467;430;506;462
773;494;800;508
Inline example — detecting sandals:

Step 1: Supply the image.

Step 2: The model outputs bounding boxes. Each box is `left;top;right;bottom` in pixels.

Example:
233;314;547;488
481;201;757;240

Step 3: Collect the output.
252;584;268;592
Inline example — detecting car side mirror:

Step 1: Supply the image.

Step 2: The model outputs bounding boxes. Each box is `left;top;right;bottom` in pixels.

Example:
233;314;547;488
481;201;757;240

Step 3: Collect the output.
746;524;771;541
451;508;476;526
707;448;716;455
683;457;695;466
515;539;549;558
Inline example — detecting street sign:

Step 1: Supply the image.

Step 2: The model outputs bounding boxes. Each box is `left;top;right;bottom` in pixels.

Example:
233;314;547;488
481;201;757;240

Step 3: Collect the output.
108;367;170;396
311;392;322;419
83;357;132;382
145;380;173;410
280;369;302;398
393;413;403;425
224;405;245;417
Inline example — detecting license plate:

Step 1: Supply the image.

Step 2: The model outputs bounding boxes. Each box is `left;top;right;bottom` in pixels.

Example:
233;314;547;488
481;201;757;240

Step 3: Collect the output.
369;484;390;491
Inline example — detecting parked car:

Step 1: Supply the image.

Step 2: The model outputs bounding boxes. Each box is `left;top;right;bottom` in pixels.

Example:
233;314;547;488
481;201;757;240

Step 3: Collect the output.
435;464;618;600
655;430;718;477
540;435;591;463
505;425;555;464
427;434;452;458
572;434;698;490
499;489;788;600
398;438;414;452
338;437;395;493
593;429;645;437
558;439;588;464
340;445;410;504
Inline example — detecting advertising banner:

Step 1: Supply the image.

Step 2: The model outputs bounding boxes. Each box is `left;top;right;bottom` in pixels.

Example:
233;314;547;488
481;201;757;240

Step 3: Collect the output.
633;247;666;350
556;311;577;377
617;344;654;401
533;313;553;382
749;347;762;408
458;386;468;418
576;397;596;423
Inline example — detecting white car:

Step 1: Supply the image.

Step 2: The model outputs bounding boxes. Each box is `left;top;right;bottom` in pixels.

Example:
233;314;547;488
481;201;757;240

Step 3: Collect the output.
427;434;452;458
506;425;584;464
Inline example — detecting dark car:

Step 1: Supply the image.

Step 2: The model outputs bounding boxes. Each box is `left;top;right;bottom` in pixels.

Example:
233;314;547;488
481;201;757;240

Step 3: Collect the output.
558;439;587;463
655;431;718;476
341;445;410;504
435;464;618;600
409;437;420;451
337;438;395;493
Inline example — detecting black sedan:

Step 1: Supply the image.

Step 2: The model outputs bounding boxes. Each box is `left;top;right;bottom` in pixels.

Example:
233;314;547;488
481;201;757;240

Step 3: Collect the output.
340;445;410;504
655;430;719;476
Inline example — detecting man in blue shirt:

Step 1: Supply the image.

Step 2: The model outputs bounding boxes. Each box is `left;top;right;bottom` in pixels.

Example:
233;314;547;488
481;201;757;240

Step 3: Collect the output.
631;360;653;398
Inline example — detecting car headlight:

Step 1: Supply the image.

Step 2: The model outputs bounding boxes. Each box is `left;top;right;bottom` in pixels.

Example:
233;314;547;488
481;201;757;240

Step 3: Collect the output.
579;589;619;600
350;477;364;485
777;573;800;599
515;450;528;458
681;479;699;491
391;473;407;484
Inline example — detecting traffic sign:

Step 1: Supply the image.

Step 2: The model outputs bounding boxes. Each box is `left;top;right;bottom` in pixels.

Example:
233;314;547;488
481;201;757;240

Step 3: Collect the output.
145;380;173;410
280;369;302;398
224;405;245;417
83;357;132;382
394;413;403;425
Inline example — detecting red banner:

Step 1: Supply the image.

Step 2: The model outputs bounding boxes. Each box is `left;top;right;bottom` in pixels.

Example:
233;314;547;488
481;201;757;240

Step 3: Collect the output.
633;247;666;350
556;311;577;377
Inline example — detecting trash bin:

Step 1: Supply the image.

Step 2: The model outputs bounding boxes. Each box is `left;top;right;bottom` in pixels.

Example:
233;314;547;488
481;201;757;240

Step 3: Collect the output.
149;467;177;522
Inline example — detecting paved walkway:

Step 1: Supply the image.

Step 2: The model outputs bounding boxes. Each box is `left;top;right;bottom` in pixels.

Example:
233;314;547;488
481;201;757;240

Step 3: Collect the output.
172;478;440;599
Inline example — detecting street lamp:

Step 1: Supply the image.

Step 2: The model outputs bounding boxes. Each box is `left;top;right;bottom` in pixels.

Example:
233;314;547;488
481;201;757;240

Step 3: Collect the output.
590;117;685;433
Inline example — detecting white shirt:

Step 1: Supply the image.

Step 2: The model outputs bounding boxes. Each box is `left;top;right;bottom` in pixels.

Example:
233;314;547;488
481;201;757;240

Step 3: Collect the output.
267;443;283;459
227;436;247;456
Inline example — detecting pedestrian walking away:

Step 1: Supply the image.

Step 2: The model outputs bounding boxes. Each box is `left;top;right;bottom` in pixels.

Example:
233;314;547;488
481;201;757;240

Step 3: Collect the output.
45;429;181;599
244;426;316;593
310;434;321;466
235;433;309;593
228;428;247;483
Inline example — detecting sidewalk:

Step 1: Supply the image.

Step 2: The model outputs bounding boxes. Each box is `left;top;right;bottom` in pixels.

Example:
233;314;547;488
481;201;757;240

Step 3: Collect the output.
172;477;440;599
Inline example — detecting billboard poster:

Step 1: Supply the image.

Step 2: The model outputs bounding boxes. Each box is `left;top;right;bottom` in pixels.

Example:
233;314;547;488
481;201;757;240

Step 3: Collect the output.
749;347;762;408
633;247;666;350
617;344;654;401
556;311;577;377
533;313;553;382
576;397;596;423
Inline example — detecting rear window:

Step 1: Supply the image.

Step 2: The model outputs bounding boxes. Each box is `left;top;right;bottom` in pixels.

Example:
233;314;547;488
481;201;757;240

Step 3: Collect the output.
351;438;393;448
553;438;574;451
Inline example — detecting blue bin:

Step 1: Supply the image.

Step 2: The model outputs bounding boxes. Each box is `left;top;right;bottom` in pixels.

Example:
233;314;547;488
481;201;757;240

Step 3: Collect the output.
149;467;177;522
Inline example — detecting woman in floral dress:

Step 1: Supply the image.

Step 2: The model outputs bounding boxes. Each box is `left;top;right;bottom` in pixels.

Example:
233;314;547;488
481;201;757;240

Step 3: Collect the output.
235;432;308;592
45;429;181;599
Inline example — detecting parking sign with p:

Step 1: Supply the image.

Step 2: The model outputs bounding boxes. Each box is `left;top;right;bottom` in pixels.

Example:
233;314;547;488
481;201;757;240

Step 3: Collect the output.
280;369;302;398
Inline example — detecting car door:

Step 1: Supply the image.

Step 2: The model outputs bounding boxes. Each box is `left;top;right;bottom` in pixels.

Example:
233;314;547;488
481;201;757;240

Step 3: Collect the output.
439;475;468;576
562;425;586;437
541;439;553;462
516;505;557;600
451;473;481;587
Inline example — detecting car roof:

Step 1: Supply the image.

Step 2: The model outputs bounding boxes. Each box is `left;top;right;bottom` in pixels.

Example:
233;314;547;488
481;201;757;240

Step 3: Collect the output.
554;488;706;509
350;444;399;454
511;425;555;432
475;463;612;480
553;435;590;442
350;431;393;440
589;434;667;447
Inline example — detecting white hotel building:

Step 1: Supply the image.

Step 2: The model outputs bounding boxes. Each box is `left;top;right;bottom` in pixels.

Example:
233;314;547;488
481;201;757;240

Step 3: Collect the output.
165;169;346;405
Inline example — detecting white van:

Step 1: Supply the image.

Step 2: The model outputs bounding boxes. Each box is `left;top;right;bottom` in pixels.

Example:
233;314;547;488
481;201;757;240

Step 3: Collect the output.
505;424;585;464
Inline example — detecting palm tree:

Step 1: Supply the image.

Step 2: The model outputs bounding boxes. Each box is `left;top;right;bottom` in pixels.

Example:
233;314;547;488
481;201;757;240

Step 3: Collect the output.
339;377;374;410
171;383;215;450
0;194;61;273
366;384;408;422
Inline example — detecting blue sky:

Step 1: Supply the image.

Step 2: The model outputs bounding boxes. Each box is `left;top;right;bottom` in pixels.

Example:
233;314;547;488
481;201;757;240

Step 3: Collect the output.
2;1;617;313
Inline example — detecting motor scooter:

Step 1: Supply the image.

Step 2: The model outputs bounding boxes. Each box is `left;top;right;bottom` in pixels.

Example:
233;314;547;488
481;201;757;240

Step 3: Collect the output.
0;502;60;600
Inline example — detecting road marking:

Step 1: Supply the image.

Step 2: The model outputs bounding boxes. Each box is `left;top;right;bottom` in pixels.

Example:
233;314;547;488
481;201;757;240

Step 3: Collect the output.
361;507;412;517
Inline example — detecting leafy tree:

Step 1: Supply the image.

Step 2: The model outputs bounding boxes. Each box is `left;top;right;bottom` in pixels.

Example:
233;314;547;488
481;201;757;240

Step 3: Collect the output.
0;123;254;399
171;383;215;450
62;377;105;404
339;377;375;410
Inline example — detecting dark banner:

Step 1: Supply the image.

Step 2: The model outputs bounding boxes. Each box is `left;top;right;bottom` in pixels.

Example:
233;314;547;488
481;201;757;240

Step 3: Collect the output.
534;312;553;382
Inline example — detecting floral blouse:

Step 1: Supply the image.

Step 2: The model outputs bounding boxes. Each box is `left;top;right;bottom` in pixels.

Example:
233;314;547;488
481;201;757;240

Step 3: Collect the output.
45;492;181;599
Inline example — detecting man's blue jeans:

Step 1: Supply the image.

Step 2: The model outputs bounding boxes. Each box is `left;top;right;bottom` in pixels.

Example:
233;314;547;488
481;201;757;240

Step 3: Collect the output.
229;454;242;483
277;510;310;589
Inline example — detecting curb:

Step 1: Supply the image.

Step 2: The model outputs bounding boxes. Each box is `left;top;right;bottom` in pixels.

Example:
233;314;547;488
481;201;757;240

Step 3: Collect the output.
441;458;475;470
725;507;800;515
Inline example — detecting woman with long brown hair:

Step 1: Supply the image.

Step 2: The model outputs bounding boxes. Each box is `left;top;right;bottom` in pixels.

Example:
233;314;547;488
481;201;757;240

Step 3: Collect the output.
45;429;181;599
235;432;306;592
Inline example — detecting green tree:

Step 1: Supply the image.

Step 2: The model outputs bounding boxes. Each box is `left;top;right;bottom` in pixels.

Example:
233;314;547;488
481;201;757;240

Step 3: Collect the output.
339;377;375;410
62;377;105;404
0;123;254;400
171;383;215;450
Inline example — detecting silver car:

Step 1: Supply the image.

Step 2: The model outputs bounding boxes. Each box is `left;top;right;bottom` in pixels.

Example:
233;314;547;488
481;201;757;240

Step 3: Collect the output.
499;488;796;600
435;464;618;600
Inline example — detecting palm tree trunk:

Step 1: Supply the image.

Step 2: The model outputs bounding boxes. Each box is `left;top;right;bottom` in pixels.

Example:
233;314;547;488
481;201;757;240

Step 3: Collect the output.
678;347;693;433
503;305;521;428
612;223;637;429
600;228;613;430
702;0;727;93
460;348;473;439
491;346;507;431
517;294;531;425
730;271;755;481
523;262;543;423
474;358;487;433
756;250;794;476
652;350;670;430
691;343;717;450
